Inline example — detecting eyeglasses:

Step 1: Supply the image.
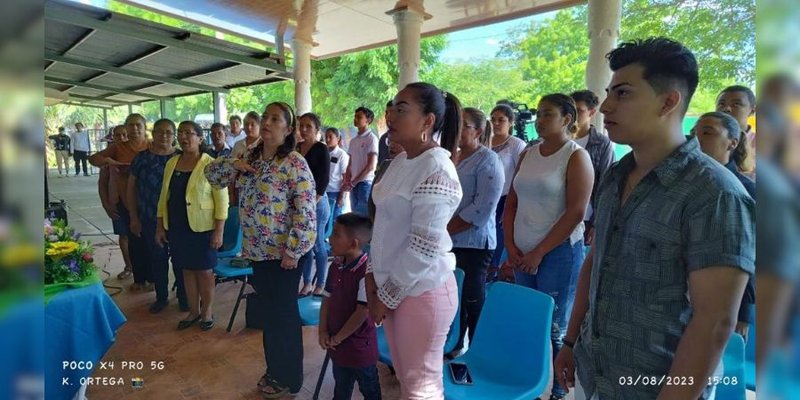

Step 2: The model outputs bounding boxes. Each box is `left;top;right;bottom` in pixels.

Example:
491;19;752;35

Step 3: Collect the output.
463;125;477;130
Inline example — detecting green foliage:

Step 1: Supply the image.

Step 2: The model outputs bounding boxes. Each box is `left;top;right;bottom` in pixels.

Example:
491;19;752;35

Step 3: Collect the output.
501;0;754;114
226;37;447;130
423;59;529;113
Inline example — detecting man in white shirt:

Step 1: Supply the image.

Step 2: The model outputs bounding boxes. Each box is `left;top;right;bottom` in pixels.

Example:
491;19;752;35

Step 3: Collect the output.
343;106;378;216
70;122;92;176
325;127;350;231
225;114;246;149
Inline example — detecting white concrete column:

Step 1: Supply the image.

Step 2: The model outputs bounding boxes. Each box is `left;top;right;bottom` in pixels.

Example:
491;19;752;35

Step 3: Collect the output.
292;37;313;115
388;3;430;90
586;0;621;129
212;91;227;123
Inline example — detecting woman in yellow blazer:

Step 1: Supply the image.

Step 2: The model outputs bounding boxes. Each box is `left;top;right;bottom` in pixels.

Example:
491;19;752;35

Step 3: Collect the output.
156;121;228;331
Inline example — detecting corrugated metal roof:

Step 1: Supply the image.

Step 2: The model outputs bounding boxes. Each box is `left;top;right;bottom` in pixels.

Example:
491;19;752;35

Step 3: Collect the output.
44;0;289;107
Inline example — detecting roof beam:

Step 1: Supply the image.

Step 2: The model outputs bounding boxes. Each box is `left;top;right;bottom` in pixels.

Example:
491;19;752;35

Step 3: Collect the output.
45;4;286;72
67;93;133;106
85;45;168;83
44;52;227;93
62;29;96;55
45;76;167;100
62;101;115;110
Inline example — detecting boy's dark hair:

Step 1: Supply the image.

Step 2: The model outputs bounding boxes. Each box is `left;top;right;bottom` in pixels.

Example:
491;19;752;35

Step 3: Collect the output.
719;85;756;108
335;213;373;247
210;122;224;131
570;90;600;110
606;37;698;115
326;127;341;138
386;100;393;108
229;114;242;123
355;106;375;123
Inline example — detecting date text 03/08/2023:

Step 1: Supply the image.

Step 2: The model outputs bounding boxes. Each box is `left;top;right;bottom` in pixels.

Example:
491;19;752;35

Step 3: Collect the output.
618;375;739;387
61;360;166;387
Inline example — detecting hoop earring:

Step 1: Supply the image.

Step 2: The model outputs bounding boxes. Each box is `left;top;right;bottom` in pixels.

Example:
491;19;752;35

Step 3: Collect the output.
421;131;427;143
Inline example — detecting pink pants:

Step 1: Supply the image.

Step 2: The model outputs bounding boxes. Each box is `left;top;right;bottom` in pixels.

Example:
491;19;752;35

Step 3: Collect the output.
384;274;458;399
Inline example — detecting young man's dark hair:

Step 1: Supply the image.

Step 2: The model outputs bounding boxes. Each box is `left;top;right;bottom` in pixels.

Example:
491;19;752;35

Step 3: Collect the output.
210;122;224;131
719;85;756;108
570;90;600;110
229;114;242;123
605;37;698;115
354;106;375;123
335;212;373;247
386;100;393;109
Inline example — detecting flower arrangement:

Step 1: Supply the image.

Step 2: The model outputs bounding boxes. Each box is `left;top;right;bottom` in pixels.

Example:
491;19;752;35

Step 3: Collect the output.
45;219;97;285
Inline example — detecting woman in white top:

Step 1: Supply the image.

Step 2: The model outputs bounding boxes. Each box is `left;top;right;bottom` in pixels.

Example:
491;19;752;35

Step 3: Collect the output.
230;111;261;159
503;93;593;400
489;104;528;280
367;82;463;399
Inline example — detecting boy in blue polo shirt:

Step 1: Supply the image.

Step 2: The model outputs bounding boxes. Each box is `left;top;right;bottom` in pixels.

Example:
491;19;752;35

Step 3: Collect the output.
319;213;381;400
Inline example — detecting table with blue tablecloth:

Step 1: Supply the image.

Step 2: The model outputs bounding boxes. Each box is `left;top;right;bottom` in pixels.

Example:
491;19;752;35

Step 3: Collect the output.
45;282;126;400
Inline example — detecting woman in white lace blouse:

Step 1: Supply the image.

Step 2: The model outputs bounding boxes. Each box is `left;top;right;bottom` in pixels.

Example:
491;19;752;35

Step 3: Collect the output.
366;82;463;399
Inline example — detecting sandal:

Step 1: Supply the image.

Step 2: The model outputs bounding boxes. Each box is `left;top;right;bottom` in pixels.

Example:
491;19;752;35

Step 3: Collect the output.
259;376;289;399
117;269;132;280
312;287;325;296
177;315;201;330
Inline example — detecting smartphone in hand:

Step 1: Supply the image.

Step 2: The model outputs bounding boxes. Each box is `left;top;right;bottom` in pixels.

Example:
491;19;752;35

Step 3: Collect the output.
449;362;473;385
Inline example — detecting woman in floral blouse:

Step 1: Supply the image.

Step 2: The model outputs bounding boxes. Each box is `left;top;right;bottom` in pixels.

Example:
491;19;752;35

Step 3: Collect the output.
205;102;316;398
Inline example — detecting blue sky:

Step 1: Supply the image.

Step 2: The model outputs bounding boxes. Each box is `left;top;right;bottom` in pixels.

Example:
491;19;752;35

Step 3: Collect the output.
440;12;555;62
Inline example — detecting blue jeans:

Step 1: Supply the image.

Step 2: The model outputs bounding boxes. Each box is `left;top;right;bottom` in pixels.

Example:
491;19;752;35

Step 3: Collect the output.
488;195;508;280
514;239;583;397
332;363;382;400
350;181;372;217
302;194;330;287
326;191;343;239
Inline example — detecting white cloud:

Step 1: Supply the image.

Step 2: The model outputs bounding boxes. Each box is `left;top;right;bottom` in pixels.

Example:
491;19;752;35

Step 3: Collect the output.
486;38;499;46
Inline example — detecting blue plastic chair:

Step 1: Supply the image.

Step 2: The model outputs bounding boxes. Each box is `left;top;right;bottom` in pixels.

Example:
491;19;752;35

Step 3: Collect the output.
444;282;554;400
299;295;323;326
717;333;746;400
213;207;253;332
376;268;465;368
744;326;756;391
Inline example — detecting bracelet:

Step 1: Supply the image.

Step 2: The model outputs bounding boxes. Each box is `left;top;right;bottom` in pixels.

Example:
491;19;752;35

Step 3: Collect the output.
562;338;576;349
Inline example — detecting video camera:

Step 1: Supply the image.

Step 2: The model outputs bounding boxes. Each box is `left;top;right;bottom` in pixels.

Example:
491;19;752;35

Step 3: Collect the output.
496;99;535;139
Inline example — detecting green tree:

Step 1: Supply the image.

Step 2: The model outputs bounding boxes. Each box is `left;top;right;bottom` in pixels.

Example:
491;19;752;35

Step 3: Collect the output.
423;59;529;113
501;0;755;114
225;36;447;130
